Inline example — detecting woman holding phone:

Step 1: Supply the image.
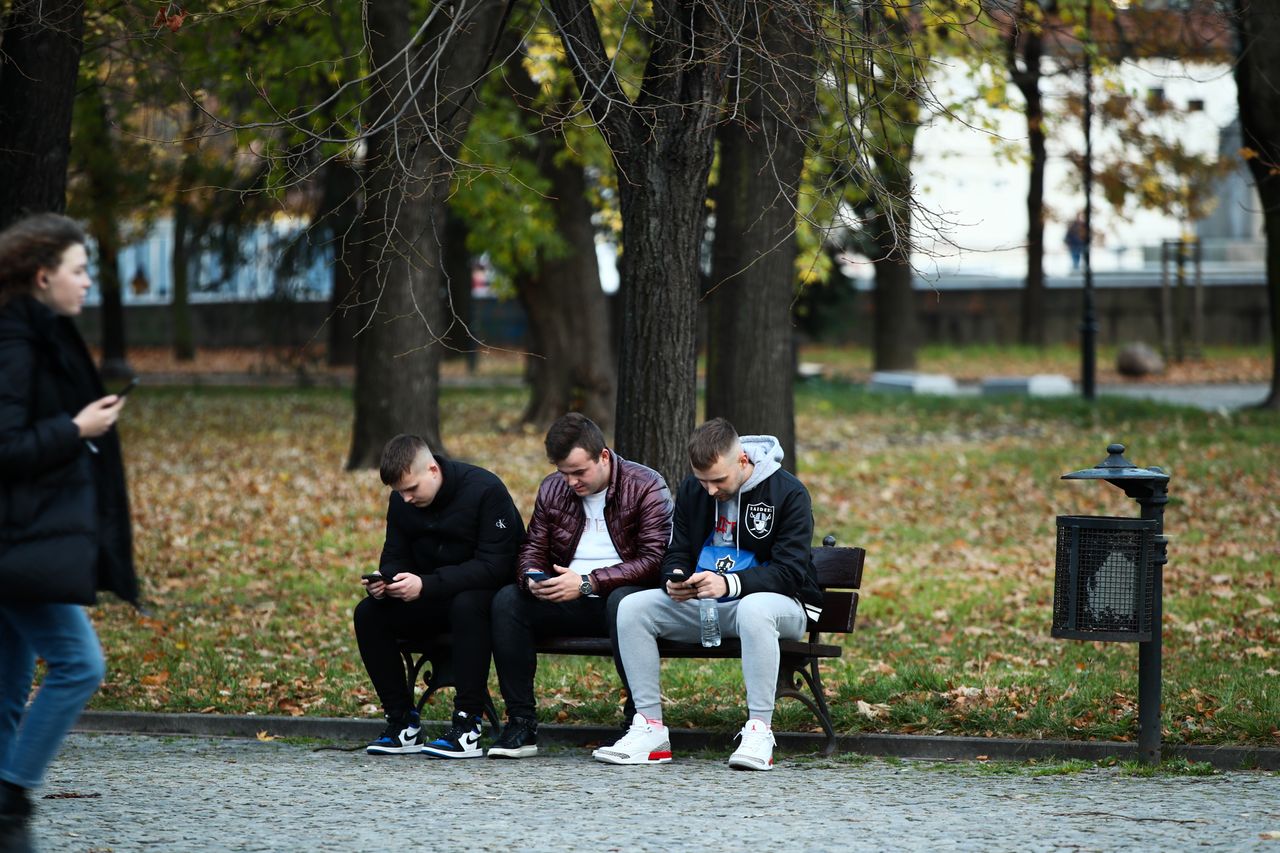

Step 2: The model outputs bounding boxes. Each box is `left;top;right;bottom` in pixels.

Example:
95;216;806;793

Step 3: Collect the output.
0;213;138;848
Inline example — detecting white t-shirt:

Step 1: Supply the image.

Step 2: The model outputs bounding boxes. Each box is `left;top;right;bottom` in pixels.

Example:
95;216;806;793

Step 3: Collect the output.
568;490;621;590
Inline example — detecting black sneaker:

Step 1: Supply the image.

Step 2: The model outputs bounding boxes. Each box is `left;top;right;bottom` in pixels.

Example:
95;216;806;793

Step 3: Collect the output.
366;709;423;755
421;710;484;759
487;717;538;759
0;784;32;853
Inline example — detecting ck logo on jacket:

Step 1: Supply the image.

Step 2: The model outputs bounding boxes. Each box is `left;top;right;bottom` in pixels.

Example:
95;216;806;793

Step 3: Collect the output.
745;502;774;538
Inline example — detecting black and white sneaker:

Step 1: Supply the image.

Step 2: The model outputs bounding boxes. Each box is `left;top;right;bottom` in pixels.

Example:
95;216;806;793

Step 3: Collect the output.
421;710;484;759
487;717;538;759
366;709;423;755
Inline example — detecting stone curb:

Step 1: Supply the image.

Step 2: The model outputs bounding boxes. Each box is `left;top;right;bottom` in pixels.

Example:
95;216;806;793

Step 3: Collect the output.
74;711;1279;771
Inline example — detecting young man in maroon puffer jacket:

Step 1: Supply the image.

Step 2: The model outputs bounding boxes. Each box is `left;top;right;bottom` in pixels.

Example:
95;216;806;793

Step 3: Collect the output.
487;413;672;758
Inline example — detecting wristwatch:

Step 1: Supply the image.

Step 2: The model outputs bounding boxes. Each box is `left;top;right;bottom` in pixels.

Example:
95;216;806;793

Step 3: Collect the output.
579;576;594;597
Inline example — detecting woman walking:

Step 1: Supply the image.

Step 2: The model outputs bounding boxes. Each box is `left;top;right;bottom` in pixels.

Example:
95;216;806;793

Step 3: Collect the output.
0;214;138;850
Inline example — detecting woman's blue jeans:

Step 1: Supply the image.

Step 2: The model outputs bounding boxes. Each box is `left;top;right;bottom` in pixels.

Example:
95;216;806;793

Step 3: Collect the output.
0;603;105;790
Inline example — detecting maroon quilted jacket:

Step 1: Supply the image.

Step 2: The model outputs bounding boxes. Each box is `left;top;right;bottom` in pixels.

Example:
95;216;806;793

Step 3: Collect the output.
516;451;673;594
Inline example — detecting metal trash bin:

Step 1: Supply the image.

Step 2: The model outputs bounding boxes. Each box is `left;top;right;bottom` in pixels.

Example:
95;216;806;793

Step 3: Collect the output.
1053;515;1156;642
1055;443;1171;763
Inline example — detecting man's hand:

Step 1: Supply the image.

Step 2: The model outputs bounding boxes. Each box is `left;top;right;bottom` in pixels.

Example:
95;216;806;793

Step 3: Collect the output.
362;575;387;599
666;571;728;602
382;572;423;602
529;565;584;603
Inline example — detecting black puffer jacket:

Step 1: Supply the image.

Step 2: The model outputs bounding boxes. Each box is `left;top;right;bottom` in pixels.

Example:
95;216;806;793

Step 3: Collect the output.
0;295;137;604
378;456;525;599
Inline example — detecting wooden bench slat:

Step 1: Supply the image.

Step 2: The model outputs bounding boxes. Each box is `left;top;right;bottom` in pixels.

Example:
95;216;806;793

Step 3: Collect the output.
813;546;864;589
814;590;858;633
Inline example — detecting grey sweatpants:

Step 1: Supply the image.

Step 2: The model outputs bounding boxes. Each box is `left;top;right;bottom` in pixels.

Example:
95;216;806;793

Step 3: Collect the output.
616;589;808;725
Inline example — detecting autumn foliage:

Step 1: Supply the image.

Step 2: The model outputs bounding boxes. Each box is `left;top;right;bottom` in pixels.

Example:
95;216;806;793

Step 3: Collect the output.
88;379;1278;744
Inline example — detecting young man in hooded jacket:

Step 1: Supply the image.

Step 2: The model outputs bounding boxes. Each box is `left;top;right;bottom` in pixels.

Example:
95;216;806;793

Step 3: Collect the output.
596;418;822;771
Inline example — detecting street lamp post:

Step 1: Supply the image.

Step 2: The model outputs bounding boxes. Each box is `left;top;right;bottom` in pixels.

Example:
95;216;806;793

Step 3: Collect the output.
1081;0;1098;401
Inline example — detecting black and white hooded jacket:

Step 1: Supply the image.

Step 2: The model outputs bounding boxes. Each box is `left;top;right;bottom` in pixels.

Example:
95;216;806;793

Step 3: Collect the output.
661;435;823;624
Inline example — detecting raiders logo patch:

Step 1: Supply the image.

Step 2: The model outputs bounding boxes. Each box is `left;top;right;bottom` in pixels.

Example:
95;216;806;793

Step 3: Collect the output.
745;502;774;539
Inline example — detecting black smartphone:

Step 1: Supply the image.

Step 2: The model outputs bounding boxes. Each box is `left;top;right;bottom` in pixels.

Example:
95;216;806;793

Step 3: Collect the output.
524;571;550;583
112;377;139;398
361;572;391;584
663;568;689;584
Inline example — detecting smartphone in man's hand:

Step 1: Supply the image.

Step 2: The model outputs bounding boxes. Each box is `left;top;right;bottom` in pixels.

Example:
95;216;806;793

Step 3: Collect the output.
663;568;690;584
112;377;140;398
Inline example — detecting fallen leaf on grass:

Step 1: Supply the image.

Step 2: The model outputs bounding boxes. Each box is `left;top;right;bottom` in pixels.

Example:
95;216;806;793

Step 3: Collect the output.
856;700;891;719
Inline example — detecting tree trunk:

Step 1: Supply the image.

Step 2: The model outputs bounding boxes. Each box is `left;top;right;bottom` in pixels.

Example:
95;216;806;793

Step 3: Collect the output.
346;0;506;468
79;83;130;377
95;224;129;378
868;158;918;371
612;147;712;486
504;49;614;431
0;0;84;228
515;145;615;428
323;158;362;367
1237;0;1280;409
548;0;730;487
705;7;811;472
441;209;476;370
1010;8;1048;347
870;256;918;371
171;114;199;363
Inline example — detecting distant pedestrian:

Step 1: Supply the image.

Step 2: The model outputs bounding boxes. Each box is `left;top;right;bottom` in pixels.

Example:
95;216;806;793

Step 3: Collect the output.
0;213;139;850
1065;212;1088;271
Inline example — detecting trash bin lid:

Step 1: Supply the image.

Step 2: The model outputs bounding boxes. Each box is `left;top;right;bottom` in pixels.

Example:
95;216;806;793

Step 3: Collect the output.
1061;443;1169;482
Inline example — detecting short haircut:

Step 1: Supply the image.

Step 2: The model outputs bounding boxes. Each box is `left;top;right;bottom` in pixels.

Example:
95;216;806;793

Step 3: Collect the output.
688;417;740;471
544;413;606;463
379;434;431;485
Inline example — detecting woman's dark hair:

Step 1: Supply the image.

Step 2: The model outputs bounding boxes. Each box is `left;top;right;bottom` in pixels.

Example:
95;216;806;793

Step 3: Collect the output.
0;213;87;305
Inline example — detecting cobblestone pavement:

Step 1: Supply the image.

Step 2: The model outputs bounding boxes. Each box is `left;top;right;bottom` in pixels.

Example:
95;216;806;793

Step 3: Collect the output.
18;733;1280;852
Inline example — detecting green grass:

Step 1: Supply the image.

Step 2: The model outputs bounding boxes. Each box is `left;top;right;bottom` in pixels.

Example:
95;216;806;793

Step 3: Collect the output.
80;378;1280;748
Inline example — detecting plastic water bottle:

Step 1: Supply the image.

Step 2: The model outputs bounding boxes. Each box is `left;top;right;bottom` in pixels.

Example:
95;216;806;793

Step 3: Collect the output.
699;597;721;648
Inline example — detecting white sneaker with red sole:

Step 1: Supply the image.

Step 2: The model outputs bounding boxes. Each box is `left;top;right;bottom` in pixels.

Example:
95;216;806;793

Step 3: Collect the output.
592;713;673;765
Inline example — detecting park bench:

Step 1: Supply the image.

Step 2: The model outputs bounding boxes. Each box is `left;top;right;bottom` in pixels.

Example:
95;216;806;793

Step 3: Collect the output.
399;539;865;755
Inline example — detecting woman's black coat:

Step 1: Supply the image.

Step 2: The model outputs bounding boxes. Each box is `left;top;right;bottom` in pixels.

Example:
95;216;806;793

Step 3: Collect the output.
0;295;138;604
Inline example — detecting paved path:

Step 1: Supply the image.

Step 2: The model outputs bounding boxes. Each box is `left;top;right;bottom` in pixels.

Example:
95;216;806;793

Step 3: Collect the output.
22;733;1280;852
1098;382;1270;411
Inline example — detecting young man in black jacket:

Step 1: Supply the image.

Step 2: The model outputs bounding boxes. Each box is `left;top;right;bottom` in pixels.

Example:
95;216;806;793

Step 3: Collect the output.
354;434;524;758
596;418;822;771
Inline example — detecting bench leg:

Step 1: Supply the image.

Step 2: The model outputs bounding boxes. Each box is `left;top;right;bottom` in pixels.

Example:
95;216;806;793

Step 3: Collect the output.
401;649;501;732
401;650;441;716
775;654;837;756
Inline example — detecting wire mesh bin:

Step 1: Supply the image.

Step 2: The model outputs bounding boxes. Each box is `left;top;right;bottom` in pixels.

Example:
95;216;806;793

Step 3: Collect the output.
1053;515;1157;642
